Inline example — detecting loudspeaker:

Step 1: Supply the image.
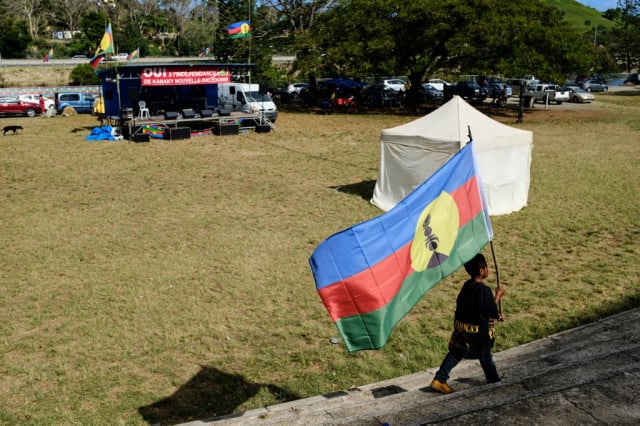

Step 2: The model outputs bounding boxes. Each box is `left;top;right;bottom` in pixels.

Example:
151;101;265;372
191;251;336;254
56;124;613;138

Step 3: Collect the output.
199;109;213;117
255;125;271;133
212;124;239;136
133;133;150;143
164;127;191;140
229;86;236;95
218;107;232;116
181;109;196;119
164;111;179;120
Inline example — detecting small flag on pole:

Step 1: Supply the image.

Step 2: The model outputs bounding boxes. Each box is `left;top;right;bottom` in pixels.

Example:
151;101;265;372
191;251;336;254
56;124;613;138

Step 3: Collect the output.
90;55;103;70
127;47;140;61
309;142;493;352
43;48;53;63
227;21;251;39
198;46;211;57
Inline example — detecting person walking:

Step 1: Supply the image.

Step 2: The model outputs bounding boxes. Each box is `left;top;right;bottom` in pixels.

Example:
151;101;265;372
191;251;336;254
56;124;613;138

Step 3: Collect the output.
430;253;506;394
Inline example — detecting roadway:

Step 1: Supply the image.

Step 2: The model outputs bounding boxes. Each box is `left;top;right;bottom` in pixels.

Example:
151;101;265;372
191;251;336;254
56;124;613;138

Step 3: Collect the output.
0;56;295;67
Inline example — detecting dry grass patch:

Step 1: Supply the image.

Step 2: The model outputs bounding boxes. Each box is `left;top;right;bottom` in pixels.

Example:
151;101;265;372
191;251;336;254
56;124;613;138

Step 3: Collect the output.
1;93;639;424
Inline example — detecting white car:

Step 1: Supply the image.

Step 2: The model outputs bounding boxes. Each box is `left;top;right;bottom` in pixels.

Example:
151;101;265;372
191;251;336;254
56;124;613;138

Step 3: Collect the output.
286;82;309;96
382;79;407;92
17;94;55;111
427;79;450;91
115;52;130;61
567;87;594;103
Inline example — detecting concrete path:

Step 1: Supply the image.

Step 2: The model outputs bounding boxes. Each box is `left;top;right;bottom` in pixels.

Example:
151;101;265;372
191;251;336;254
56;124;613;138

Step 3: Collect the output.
183;308;640;425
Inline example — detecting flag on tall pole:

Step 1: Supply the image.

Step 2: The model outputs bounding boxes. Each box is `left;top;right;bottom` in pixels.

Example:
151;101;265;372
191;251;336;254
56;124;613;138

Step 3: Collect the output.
93;23;114;56
90;23;115;69
309;142;493;352
227;21;251;39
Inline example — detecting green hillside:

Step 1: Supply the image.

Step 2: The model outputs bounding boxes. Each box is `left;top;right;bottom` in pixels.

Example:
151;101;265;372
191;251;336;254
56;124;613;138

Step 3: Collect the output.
543;0;616;29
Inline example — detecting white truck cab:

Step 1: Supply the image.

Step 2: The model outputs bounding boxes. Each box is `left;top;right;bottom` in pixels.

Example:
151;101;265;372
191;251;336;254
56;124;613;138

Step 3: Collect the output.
217;83;277;122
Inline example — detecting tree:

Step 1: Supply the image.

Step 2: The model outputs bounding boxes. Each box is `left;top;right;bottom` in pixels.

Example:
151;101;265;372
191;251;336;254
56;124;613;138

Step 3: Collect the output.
614;0;640;72
49;0;93;32
307;0;591;104
69;63;100;85
0;16;32;58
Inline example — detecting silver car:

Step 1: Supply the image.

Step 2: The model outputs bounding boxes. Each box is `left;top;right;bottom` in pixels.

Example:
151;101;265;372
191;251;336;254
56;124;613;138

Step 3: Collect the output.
567;87;594;103
579;80;608;92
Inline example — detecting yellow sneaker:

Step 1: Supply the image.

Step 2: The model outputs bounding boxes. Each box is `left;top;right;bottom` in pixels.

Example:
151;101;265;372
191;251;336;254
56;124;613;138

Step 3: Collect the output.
430;379;453;394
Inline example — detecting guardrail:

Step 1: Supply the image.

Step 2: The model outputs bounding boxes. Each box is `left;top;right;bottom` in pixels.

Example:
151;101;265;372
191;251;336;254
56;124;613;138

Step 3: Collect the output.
0;86;101;97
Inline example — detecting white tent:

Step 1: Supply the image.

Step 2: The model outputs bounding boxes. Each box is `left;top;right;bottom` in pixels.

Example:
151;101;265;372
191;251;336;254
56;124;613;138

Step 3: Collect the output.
371;96;533;216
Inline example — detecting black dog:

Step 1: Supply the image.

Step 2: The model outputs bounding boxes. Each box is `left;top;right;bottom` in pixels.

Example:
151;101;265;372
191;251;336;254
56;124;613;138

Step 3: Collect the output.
3;125;23;135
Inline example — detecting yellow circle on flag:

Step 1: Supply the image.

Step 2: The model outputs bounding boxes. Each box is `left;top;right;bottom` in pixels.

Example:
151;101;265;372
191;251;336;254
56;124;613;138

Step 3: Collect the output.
410;191;459;271
240;23;250;35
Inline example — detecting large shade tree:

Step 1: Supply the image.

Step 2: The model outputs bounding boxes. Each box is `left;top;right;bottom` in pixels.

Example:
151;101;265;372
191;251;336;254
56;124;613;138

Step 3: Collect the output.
306;0;591;103
614;0;640;72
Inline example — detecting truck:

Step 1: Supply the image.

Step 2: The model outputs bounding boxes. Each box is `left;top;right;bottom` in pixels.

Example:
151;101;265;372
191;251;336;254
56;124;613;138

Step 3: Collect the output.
217;83;278;123
522;84;569;106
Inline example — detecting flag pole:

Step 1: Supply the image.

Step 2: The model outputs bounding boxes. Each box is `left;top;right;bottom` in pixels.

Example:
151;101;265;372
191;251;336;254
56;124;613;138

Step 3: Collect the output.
248;0;252;85
489;240;502;318
469;124;502;318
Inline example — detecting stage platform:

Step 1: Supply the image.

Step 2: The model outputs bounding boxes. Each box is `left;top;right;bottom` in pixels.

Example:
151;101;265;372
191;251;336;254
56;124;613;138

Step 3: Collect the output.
100;110;273;140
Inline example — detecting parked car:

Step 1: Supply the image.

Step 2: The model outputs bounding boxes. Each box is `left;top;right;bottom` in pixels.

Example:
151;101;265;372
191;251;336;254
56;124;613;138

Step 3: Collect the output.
286;82;309;97
575;75;606;85
72;54;87;59
623;72;639;85
0;97;42;117
18;94;55;111
579;79;608;92
566;87;594;103
115;52;129;61
55;92;96;114
522;75;539;88
487;83;512;99
382;78;408;92
445;80;488;102
419;83;444;101
362;83;404;108
426;79;450;91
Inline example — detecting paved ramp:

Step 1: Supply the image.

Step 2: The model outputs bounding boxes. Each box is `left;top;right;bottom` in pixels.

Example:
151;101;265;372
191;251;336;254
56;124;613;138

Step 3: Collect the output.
183;308;640;425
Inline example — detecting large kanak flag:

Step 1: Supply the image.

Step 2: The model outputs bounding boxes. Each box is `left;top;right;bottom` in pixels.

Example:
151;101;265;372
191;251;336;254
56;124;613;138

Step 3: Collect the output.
309;142;493;352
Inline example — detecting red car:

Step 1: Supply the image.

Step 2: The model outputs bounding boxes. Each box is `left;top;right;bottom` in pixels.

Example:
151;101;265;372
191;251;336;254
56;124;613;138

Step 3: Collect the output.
0;97;42;117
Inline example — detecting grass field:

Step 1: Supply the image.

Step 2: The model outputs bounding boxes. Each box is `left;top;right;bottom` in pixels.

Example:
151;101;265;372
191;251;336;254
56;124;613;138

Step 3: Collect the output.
1;93;639;424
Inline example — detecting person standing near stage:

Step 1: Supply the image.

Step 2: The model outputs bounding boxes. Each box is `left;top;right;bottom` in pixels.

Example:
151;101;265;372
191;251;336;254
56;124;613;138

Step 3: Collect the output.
430;253;506;394
39;94;46;114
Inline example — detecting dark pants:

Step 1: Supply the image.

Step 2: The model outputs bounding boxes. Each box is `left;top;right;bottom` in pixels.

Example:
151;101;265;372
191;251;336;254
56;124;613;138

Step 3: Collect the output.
434;343;500;384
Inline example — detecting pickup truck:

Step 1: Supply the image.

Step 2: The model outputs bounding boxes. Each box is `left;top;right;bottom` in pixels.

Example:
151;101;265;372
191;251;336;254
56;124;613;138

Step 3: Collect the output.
523;84;569;105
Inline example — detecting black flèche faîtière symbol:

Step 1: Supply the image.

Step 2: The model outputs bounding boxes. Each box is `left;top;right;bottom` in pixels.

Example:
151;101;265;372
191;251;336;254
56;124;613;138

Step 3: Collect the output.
422;214;439;251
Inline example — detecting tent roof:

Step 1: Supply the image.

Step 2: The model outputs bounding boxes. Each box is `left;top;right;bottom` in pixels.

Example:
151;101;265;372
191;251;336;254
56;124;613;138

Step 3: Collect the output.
381;96;532;151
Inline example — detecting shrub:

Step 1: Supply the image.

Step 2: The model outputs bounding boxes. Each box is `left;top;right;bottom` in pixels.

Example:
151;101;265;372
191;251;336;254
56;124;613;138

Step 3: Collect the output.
69;64;100;85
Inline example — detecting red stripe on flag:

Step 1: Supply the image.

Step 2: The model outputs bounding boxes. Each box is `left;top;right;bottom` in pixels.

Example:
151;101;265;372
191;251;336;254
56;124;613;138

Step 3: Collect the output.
450;175;482;228
318;244;413;321
318;175;483;322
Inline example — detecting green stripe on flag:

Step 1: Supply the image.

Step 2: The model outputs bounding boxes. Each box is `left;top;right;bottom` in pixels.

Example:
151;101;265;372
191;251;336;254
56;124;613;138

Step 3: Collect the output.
335;213;490;352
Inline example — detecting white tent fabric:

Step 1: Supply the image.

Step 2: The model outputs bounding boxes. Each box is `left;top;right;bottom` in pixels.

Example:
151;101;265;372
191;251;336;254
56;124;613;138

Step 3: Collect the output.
371;95;533;216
